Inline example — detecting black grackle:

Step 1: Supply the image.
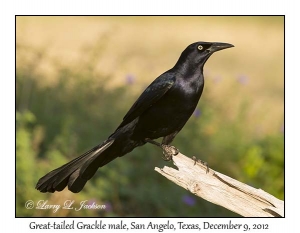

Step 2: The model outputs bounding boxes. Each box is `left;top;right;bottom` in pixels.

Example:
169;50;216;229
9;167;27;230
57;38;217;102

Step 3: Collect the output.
36;41;233;193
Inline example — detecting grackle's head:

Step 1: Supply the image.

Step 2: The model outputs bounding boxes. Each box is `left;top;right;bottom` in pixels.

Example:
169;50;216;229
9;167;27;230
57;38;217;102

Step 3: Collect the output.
175;41;234;69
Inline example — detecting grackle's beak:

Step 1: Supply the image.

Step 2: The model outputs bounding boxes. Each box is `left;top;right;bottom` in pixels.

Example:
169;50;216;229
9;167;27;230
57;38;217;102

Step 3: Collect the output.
208;42;234;53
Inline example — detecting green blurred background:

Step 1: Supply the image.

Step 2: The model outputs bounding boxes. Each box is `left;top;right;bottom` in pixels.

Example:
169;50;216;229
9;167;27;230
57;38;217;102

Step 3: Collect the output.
16;16;284;217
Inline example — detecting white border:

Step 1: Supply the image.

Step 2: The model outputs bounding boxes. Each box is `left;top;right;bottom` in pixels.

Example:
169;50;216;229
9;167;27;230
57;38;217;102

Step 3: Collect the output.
1;0;298;232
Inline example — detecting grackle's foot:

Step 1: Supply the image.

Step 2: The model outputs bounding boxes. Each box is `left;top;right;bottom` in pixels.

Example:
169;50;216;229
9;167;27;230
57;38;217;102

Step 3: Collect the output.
192;156;198;165
145;138;179;161
192;156;209;174
161;145;179;161
201;161;210;174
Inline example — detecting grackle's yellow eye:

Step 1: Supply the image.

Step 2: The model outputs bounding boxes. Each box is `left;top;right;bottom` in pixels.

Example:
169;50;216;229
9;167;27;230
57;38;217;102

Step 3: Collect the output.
197;45;203;50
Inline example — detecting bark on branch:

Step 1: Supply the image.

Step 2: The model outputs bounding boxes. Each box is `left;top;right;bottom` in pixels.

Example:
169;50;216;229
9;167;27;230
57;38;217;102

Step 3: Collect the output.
154;152;284;217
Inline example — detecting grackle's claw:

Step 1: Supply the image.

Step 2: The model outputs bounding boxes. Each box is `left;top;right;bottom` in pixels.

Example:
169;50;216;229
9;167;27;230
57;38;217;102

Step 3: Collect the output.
162;145;179;161
192;156;209;173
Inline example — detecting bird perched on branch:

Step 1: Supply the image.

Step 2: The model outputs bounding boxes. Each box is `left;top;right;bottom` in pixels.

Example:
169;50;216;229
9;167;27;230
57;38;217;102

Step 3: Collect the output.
36;41;234;193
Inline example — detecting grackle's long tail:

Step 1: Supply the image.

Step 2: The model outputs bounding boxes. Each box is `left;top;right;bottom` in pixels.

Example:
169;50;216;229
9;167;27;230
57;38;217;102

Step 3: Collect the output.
36;131;140;193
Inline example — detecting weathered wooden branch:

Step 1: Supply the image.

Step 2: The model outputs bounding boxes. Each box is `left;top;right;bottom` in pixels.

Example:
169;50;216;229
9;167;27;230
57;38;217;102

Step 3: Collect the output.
155;152;284;217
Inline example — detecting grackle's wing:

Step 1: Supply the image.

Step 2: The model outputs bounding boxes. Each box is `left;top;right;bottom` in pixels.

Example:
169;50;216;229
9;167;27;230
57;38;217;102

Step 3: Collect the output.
117;74;175;129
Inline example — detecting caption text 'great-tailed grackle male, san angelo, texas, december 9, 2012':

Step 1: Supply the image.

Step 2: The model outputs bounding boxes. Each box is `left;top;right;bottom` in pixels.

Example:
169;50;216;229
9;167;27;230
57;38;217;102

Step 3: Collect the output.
36;41;234;194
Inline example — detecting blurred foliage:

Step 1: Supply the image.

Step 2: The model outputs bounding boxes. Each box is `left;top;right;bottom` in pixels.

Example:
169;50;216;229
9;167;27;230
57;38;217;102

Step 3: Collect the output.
16;18;283;217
